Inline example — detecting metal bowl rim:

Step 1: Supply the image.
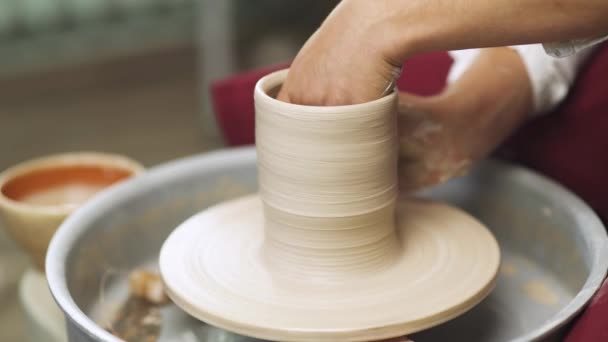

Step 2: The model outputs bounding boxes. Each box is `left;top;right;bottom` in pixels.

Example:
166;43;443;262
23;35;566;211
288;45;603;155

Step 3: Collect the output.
493;165;608;341
46;146;608;342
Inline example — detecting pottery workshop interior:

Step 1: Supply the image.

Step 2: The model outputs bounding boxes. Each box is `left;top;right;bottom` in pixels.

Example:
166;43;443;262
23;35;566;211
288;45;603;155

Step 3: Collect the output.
1;1;608;342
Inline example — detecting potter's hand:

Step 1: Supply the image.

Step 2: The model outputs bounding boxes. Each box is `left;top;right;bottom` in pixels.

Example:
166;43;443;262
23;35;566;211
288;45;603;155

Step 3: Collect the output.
277;0;608;105
398;93;472;192
398;48;532;192
277;0;400;105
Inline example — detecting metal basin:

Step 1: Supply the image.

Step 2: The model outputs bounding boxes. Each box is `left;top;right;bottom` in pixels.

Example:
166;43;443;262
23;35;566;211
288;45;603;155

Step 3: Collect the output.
47;147;608;342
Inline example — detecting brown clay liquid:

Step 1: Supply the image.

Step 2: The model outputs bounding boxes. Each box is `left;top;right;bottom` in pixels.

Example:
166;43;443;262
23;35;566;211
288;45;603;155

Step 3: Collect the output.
2;165;132;206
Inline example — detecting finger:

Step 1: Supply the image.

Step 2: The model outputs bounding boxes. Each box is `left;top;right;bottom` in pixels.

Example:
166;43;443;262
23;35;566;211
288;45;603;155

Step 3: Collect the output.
398;161;434;192
276;87;290;103
276;74;293;103
397;92;432;117
397;91;425;104
399;138;429;161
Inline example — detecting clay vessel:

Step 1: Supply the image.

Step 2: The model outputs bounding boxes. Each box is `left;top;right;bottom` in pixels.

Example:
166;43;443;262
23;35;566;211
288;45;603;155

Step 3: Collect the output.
0;152;143;270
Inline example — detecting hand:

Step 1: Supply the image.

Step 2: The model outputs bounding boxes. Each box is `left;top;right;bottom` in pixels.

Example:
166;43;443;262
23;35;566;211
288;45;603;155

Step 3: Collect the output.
277;0;400;105
397;93;474;192
397;48;532;192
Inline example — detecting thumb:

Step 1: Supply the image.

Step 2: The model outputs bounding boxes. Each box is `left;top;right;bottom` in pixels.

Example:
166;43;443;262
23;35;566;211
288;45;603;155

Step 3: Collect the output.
276;89;290;103
397;91;431;112
276;79;291;103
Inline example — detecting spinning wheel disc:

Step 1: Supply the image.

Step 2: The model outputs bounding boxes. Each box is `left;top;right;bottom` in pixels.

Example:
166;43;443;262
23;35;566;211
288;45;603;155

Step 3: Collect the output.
160;194;499;341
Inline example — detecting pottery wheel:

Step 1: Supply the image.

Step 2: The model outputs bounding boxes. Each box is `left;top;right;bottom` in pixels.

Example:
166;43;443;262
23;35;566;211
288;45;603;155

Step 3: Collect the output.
161;194;499;341
160;70;500;341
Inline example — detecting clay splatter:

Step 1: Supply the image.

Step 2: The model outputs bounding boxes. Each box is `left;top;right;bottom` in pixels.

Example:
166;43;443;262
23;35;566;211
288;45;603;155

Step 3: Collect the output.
522;279;559;306
500;261;517;277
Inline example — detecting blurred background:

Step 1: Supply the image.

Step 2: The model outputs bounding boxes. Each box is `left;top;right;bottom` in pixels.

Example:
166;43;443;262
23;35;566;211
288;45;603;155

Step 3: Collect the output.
0;1;338;340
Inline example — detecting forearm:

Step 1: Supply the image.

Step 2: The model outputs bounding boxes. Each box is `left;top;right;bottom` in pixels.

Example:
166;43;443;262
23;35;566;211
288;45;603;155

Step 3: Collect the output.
440;48;532;158
396;47;531;190
349;0;608;62
398;48;532;161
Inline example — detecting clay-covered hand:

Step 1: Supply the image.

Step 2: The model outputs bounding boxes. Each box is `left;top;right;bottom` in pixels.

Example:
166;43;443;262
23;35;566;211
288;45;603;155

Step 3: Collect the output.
398;48;532;192
397;93;474;192
277;0;400;105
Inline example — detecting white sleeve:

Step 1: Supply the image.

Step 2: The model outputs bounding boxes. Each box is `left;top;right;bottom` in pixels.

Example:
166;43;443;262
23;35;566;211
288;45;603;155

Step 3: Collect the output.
447;45;593;115
544;35;608;57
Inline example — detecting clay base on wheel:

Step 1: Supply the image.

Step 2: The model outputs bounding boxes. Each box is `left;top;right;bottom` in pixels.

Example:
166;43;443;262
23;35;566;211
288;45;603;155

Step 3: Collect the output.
160;194;500;341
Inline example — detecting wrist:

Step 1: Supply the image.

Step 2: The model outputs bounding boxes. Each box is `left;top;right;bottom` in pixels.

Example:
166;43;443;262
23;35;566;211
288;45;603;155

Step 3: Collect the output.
377;2;453;63
340;0;423;66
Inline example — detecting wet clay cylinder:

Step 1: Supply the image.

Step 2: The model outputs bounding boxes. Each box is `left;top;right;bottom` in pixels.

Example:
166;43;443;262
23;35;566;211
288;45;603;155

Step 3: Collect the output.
256;70;400;278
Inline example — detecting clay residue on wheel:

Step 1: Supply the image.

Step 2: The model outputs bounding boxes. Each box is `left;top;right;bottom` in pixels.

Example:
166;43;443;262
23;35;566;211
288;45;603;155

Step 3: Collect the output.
105;269;171;342
106;297;163;341
128;269;170;305
500;261;517;277
522;279;559;306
